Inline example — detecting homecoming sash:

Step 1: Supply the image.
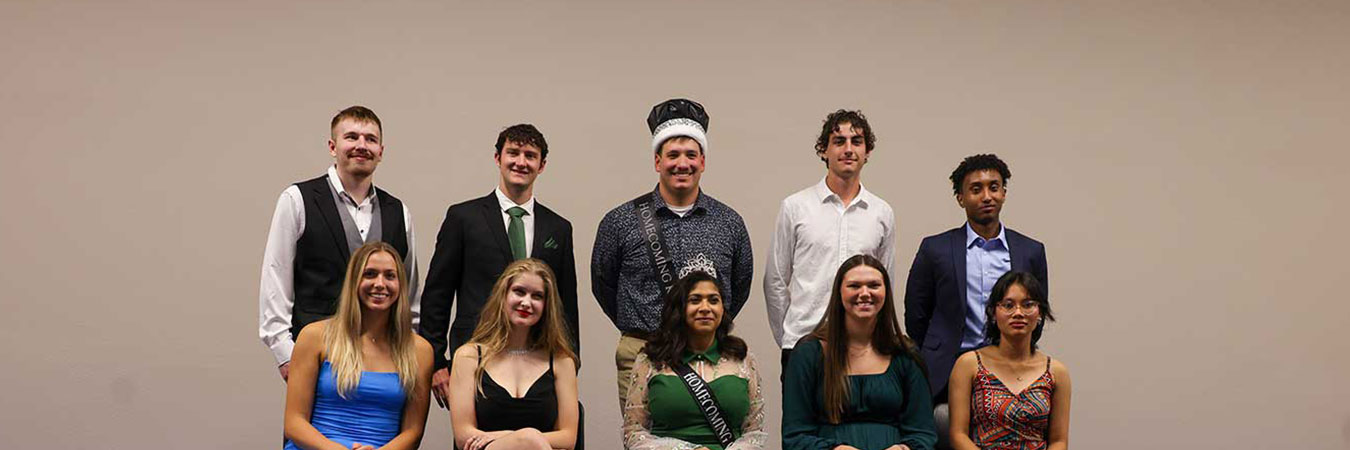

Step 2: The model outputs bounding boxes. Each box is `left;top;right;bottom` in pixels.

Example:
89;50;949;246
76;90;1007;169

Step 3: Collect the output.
630;193;678;293
671;361;737;448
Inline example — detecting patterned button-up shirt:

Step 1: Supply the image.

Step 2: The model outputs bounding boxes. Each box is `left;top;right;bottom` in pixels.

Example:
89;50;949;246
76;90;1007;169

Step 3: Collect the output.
592;188;754;333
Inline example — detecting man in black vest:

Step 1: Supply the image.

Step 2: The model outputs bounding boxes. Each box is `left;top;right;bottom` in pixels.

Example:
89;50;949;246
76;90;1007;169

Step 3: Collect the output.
258;105;420;381
420;124;579;407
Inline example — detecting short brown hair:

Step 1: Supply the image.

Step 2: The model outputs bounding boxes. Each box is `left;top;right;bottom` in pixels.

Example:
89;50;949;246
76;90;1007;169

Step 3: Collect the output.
494;124;549;161
330;105;382;136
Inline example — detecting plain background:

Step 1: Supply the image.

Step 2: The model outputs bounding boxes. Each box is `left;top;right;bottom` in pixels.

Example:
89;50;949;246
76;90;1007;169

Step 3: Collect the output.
2;0;1348;448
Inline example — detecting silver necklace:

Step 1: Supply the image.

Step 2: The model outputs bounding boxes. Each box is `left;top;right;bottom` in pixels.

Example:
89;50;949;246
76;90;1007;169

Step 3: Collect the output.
505;348;531;356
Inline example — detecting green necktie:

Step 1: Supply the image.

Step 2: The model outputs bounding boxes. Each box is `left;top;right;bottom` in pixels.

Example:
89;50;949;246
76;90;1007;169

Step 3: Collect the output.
507;206;529;260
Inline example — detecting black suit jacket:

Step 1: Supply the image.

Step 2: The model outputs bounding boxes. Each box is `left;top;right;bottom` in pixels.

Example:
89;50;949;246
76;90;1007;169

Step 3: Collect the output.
419;193;579;370
903;224;1048;398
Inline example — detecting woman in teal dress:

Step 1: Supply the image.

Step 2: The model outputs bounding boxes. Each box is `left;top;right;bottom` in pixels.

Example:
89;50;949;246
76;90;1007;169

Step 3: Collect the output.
783;254;937;450
622;271;767;450
283;242;434;450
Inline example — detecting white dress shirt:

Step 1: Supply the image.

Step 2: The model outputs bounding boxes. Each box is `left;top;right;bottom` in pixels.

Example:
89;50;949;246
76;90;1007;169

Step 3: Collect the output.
493;187;536;256
764;178;896;349
258;166;420;366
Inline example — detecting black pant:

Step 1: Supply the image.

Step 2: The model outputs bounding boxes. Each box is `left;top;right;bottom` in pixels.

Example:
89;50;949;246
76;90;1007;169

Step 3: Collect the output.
780;348;793;382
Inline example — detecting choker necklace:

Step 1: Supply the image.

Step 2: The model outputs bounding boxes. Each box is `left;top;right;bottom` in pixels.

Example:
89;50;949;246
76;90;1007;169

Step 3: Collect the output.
505;348;530;356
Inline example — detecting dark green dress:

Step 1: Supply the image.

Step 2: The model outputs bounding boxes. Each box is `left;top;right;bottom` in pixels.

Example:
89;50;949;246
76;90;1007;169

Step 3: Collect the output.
623;340;767;450
782;339;937;450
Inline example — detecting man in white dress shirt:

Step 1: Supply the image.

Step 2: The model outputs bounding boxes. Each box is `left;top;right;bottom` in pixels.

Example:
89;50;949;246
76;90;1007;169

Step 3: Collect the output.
258;106;419;381
764;109;896;374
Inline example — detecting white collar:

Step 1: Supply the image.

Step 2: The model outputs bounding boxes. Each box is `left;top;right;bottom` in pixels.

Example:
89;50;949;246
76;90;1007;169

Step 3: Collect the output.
494;186;536;214
814;176;870;209
327;165;376;206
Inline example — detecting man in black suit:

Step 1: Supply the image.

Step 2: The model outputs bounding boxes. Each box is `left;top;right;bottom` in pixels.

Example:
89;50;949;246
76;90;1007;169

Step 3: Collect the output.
419;124;579;407
904;154;1048;447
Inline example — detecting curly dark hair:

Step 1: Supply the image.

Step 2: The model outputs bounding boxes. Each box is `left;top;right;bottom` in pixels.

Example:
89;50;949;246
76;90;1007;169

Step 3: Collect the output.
949;153;1011;195
641;271;748;370
814;110;876;162
982;271;1054;350
494;123;549;161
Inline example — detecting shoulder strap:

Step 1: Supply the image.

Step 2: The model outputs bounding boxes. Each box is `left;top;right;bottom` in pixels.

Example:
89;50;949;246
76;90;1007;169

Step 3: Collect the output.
630;193;678;293
1045;355;1052;372
671;361;737;448
974;350;983;366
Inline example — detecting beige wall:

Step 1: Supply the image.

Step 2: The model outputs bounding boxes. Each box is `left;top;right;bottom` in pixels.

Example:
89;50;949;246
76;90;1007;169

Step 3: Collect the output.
2;0;1348;448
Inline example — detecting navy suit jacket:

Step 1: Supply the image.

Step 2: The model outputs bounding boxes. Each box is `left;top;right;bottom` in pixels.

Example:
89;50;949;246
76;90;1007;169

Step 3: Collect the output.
418;193;579;371
903;224;1048;398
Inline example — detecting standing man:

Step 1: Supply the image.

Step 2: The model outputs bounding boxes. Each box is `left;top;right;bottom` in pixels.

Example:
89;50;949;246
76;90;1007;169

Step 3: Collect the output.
592;98;754;406
904;153;1048;445
419;124;579;409
259;105;420;381
764;109;896;374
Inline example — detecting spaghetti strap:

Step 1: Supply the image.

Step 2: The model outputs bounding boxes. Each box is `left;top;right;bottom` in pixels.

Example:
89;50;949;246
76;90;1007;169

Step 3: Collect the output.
975;349;984;366
1044;355;1052;372
548;352;555;372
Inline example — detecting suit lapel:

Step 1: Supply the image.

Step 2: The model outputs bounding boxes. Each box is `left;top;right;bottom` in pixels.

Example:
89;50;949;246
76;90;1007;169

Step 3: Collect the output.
478;193;514;260
950;226;969;319
310;182;352;259
1006;228;1026;272
530;205;553;259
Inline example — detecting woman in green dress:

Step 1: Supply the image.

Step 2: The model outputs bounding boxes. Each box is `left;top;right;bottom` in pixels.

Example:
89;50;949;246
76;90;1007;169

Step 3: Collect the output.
622;271;767;450
782;254;938;450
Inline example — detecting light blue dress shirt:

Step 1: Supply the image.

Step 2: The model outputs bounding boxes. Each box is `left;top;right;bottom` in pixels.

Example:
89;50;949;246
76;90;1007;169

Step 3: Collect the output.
962;223;1011;351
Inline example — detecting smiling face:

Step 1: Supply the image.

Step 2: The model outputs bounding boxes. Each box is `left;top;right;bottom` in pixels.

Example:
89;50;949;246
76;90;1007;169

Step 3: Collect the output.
683;280;724;339
358;251;400;312
818;122;869;178
994;283;1041;340
495;140;546;191
328;118;384;178
840;265;886;322
654;137;705;197
956;169;1007;227
504;272;547;329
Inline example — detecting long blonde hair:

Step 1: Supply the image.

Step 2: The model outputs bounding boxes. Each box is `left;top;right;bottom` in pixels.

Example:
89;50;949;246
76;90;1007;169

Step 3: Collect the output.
466;258;576;395
322;242;419;398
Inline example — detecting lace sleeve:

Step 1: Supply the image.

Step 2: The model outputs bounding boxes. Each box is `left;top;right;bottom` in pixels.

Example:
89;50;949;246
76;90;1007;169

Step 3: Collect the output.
622;353;702;450
727;351;767;450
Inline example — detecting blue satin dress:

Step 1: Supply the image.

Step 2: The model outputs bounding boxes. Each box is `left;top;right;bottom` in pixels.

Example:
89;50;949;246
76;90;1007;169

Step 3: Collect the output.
285;361;405;450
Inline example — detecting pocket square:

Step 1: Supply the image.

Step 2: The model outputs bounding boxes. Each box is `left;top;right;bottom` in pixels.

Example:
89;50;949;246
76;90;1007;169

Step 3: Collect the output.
544;237;558;249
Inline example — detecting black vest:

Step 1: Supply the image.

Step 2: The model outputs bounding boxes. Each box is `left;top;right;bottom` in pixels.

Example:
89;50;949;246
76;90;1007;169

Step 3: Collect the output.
291;175;409;339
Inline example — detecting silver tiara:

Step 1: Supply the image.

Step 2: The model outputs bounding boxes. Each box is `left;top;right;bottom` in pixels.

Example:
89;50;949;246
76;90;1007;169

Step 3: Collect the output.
678;253;717;279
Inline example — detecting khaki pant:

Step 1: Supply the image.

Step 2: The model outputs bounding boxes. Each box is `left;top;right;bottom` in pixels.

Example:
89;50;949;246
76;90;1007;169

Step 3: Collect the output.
614;334;647;409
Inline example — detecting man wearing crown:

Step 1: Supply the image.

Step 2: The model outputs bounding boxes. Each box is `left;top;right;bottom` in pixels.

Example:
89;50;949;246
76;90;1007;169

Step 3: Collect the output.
591;98;755;407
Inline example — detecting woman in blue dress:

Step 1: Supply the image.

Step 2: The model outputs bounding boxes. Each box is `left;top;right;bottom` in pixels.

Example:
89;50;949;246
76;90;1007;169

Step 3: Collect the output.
284;242;434;450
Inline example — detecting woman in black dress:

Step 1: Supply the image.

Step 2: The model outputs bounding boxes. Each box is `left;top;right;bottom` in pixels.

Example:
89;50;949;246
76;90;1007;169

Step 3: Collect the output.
448;259;579;450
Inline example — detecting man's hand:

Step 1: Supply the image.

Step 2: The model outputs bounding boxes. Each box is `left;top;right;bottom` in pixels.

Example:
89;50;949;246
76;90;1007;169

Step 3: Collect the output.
834;446;862;450
278;362;291;382
432;368;451;408
884;445;911;450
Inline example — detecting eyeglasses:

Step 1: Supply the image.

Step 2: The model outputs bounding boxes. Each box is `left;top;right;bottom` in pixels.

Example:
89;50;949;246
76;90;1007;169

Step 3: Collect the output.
996;300;1040;313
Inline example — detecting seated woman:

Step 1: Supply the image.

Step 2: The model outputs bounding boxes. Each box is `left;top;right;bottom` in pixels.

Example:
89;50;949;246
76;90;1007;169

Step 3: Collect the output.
448;258;579;450
623;271;767;450
284;242;434;450
783;254;938;450
947;272;1071;450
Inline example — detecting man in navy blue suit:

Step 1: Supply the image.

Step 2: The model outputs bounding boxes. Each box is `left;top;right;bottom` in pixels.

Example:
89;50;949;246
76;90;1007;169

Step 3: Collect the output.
904;154;1048;446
